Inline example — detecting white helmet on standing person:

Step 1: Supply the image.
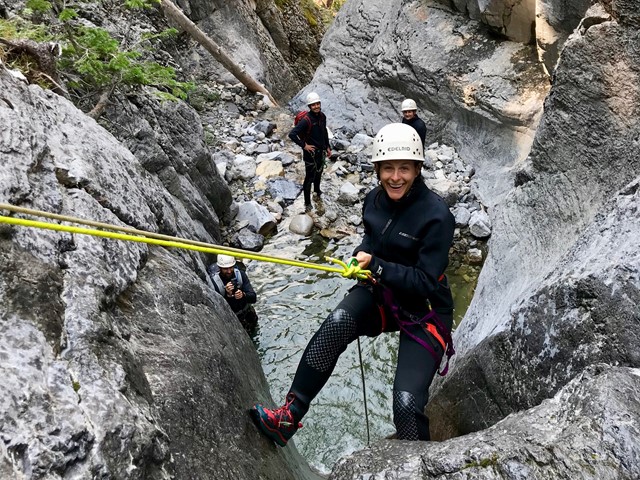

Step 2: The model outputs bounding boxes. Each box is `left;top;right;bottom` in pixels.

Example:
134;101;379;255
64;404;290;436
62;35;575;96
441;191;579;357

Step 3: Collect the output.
371;123;424;163
401;98;417;112
306;92;321;105
216;254;236;268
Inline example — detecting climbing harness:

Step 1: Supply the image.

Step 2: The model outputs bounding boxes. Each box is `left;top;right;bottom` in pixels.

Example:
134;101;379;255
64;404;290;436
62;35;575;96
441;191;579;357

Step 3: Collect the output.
361;271;455;375
381;286;455;376
346;258;455;444
0;203;371;280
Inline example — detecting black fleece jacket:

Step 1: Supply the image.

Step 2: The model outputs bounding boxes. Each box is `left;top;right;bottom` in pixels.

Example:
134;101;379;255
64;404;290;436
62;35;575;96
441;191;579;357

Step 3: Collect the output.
353;180;455;316
288;110;330;150
402;115;427;147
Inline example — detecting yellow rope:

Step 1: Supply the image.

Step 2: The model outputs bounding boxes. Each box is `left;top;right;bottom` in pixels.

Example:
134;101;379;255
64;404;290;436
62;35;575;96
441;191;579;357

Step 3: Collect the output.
0;203;371;280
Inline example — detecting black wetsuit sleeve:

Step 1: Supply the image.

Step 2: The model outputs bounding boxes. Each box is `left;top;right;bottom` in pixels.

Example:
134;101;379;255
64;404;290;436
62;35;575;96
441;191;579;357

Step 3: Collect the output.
323;114;330;150
288;117;310;149
240;271;257;304
353;201;373;258
416;120;427;147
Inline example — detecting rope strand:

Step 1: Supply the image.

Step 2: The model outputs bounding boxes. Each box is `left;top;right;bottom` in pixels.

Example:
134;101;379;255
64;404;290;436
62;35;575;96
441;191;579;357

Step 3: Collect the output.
0;203;371;279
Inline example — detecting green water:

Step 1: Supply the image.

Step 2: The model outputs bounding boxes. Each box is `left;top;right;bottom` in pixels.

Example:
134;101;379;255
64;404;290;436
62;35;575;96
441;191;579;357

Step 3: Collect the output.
249;232;480;474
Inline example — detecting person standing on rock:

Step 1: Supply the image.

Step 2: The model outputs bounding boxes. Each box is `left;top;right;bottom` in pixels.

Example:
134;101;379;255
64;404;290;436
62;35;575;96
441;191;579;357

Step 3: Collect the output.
251;123;455;446
401;98;427;148
208;254;259;336
288;92;332;212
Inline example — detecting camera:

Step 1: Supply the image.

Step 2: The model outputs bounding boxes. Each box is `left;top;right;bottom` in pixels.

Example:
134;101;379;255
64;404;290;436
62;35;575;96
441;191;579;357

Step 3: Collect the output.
230;279;239;292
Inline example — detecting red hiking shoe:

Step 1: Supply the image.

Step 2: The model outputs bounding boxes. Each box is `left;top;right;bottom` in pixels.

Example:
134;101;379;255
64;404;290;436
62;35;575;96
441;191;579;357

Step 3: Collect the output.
250;393;302;447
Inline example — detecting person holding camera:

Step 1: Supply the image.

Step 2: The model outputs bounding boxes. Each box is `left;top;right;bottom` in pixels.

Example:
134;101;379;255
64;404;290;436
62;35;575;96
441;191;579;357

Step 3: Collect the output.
208;254;259;335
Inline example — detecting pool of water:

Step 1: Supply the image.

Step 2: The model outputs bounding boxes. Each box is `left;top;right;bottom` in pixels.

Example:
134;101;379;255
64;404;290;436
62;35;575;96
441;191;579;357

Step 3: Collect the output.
248;231;479;474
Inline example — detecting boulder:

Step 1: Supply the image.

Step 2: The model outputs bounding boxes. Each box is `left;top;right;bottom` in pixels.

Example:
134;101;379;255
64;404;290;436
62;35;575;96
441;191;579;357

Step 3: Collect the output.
227;154;257;181
337;182;360;206
236;201;277;236
255;159;284;179
468;209;492;238
289;214;314;236
331;366;640;480
267;177;302;204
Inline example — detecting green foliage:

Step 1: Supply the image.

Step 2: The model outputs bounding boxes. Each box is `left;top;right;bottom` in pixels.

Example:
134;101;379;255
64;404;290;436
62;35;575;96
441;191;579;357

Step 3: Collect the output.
124;0;159;9
57;23;191;98
274;0;344;29
463;454;499;469
300;0;320;27
330;0;346;12
72;380;81;392
0;17;51;87
0;17;50;41
58;8;78;21
203;128;217;146
25;0;52;13
5;0;190;110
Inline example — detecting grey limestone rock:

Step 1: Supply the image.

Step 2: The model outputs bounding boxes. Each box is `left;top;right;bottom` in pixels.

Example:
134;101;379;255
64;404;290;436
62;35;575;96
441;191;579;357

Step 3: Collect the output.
176;0;323;100
289;214;315;236
428;4;640;441
0;70;320;480
330;365;640;480
236;200;277;236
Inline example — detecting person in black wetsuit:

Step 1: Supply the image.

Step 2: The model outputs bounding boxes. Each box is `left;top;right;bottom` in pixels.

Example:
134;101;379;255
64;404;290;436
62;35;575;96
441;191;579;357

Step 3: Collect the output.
401;98;427;148
288;92;332;212
252;123;455;446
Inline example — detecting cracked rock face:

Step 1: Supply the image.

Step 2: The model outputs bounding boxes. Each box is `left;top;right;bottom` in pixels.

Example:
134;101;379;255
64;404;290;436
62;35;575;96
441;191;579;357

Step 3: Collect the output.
330;366;640;480
426;0;640;444
176;0;324;100
0;72;320;479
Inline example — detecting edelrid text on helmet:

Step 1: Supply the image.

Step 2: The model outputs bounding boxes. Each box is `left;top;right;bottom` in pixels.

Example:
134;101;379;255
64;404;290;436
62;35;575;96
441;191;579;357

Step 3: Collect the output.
401;98;417;112
217;254;236;268
371;123;424;163
306;92;321;105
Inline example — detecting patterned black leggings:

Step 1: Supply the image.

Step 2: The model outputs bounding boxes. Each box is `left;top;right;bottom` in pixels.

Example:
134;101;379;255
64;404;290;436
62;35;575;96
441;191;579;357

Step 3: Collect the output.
288;285;448;440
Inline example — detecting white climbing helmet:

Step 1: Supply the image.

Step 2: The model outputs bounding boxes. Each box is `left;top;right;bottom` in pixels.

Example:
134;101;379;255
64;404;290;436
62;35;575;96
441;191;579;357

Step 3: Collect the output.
217;254;236;268
306;92;321;105
371;123;424;163
401;98;417;112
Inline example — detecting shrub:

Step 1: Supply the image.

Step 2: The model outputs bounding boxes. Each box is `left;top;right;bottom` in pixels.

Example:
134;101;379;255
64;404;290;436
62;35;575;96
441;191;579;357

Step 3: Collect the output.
5;0;192;114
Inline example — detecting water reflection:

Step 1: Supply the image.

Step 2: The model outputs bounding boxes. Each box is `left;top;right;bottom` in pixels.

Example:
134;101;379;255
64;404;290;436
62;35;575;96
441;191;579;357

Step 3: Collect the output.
249;231;477;473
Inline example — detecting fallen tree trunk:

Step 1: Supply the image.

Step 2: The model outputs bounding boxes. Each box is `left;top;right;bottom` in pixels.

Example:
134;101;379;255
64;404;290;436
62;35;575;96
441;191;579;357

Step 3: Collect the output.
158;0;279;107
